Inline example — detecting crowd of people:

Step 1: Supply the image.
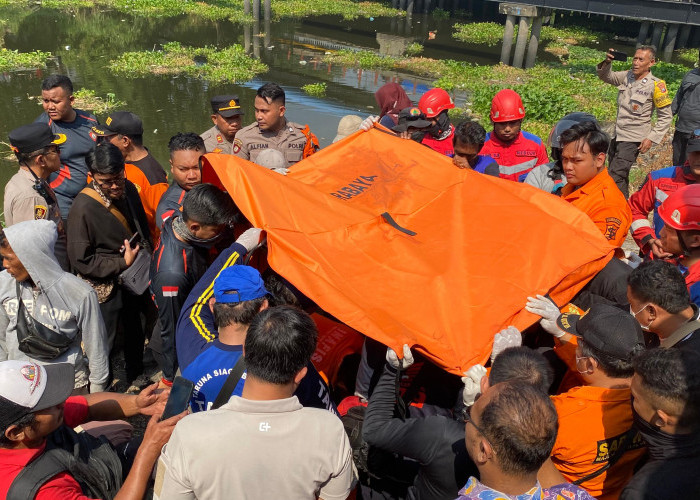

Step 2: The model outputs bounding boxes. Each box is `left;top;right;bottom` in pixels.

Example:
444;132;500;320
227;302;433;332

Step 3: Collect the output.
0;42;699;499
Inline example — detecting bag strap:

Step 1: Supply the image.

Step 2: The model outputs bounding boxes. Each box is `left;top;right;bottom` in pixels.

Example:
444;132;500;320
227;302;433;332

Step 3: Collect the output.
572;427;637;486
211;356;246;410
7;449;72;500
124;191;152;249
661;319;700;348
79;186;130;233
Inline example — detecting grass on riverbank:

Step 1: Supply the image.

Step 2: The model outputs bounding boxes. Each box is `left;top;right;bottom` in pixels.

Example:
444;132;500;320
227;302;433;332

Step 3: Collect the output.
29;88;126;114
109;42;268;82
0;48;50;71
0;0;403;22
324;45;689;140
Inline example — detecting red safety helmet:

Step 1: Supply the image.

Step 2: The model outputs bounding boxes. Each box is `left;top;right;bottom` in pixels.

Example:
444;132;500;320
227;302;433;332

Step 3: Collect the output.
490;89;526;123
418;88;455;118
658;184;700;232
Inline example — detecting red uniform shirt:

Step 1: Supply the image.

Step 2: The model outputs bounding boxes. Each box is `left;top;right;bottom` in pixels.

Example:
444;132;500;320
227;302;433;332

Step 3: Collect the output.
480;130;549;182
628;165;697;255
0;396;93;500
421;126;455;157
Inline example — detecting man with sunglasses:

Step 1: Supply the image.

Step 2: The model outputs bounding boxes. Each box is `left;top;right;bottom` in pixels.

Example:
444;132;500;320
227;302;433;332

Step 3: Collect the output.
6;123;68;270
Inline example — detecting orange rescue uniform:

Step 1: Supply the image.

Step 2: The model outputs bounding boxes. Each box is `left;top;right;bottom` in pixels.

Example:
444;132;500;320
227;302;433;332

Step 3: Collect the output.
562;168;632;248
550;385;646;500
124;163;168;242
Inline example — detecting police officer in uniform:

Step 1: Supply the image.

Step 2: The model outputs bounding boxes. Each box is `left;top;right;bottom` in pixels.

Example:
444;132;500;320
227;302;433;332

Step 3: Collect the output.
597;45;672;198
200;95;244;155
233;83;318;168
5;123;68;269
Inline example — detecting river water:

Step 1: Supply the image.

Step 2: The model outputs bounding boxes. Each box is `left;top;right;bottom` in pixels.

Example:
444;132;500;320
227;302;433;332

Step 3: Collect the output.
0;4;632;201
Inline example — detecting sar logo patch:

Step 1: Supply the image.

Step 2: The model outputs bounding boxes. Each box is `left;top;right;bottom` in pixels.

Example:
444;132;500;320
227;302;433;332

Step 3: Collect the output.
604;217;622;241
34;205;47;220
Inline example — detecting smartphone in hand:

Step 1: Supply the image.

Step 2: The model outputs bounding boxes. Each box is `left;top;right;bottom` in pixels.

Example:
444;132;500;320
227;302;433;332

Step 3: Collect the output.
609;50;628;62
119;232;139;254
160;376;194;421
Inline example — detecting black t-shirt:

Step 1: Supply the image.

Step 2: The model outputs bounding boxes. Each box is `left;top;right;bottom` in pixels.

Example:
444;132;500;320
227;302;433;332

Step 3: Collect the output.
130;152;167;185
621;453;700;500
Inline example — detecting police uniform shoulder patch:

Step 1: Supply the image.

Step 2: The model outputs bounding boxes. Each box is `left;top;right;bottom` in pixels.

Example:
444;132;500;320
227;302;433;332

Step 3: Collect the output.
653;80;672;108
34;205;47;220
233;138;242;154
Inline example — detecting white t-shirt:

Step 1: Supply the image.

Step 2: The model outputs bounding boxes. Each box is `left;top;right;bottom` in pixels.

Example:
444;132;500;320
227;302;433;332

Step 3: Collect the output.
155;395;356;499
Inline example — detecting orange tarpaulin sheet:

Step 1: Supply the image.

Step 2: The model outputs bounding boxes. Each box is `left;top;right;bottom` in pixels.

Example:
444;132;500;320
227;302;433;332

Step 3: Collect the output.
202;128;614;375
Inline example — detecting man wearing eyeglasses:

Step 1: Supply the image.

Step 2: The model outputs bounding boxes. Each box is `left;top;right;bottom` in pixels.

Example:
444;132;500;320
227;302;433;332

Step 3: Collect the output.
5;123;68;270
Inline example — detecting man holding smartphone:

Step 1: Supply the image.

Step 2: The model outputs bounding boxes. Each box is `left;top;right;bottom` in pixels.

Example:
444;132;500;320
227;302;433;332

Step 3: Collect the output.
597;45;672;198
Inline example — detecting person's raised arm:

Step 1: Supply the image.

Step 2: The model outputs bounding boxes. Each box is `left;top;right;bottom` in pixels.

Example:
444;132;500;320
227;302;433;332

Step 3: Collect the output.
84;383;169;421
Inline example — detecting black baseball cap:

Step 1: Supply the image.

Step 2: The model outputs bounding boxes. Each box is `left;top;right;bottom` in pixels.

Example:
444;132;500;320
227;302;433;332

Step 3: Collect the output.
91;111;143;137
211;95;244;117
687;138;700;154
556;303;644;360
8;123;60;154
392;107;432;133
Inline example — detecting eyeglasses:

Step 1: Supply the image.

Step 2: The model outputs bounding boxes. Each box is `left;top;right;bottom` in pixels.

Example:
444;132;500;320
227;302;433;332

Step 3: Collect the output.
30;146;60;159
93;174;126;190
462;406;493;448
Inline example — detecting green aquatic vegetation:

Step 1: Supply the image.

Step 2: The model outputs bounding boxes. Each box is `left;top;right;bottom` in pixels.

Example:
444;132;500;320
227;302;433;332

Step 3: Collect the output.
453;22;512;47
270;0;403;20
73;89;126;114
675;48;698;68
109;42;268;83
325;50;397;70
431;8;450;20
0;48;51;72
404;42;424;57
301;82;327;96
540;26;600;44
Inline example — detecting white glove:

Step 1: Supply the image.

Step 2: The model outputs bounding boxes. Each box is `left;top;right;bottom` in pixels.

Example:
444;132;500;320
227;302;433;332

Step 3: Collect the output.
461;364;487;407
491;326;522;363
235;228;263;253
386;344;414;369
525;294;565;338
360;115;379;131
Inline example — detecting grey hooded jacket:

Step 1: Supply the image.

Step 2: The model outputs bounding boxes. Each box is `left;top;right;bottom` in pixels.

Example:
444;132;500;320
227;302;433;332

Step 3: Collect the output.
0;219;108;391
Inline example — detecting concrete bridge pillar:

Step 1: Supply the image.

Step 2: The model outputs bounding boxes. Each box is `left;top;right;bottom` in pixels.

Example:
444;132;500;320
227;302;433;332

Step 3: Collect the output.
264;0;271;47
406;0;414;16
512;16;532;69
663;23;680;61
500;14;516;65
678;24;692;49
637;21;651;47
651;23;665;50
525;14;543;69
498;3;542;69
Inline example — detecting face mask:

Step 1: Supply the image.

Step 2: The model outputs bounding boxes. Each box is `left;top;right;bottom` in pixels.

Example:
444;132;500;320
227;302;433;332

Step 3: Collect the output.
631;406;699;460
410;130;426;143
630;303;654;331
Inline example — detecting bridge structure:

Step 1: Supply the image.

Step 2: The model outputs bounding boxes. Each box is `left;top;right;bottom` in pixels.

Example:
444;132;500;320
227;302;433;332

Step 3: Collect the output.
488;1;700;67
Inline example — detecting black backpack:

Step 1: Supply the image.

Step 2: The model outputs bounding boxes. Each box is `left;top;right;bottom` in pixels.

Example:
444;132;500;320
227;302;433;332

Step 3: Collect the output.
7;425;123;500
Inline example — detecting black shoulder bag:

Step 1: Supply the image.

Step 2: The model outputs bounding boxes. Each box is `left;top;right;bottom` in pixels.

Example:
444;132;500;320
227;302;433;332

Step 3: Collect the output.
211;357;246;410
15;282;72;361
7;425;123;500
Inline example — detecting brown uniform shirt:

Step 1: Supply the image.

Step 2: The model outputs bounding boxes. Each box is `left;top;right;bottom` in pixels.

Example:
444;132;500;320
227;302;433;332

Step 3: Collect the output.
596;63;672;144
200;125;233;155
233;119;309;167
3;168;68;269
